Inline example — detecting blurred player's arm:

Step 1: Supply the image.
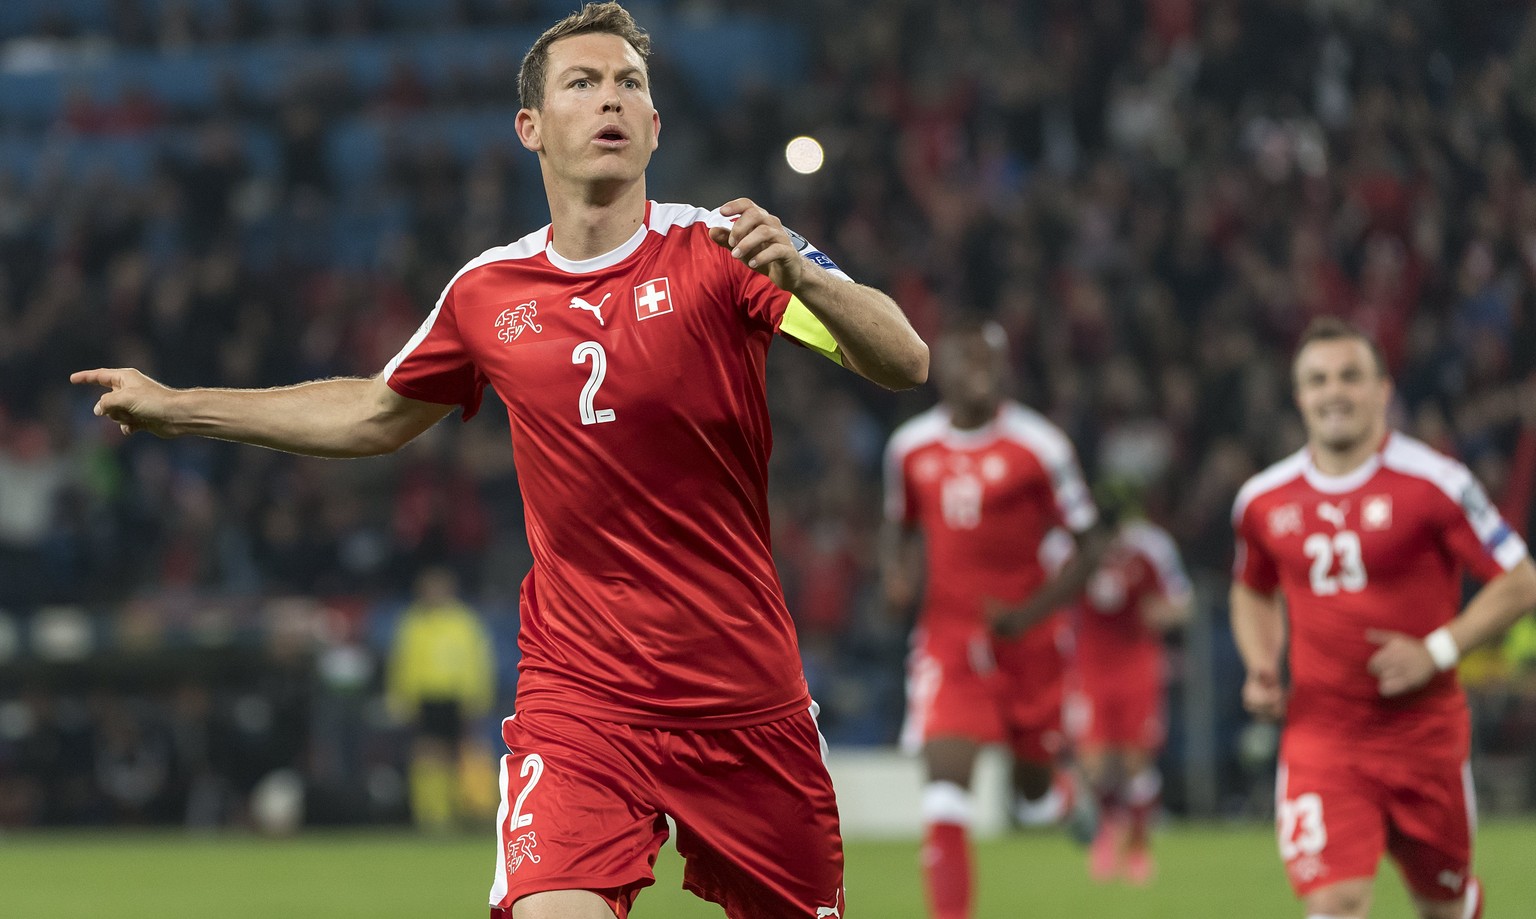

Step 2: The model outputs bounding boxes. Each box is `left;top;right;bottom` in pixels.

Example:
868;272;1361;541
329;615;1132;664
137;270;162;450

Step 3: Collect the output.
70;368;453;458
879;518;924;623
990;523;1112;638
1367;556;1536;698
710;197;928;389
1231;583;1287;720
1140;591;1193;633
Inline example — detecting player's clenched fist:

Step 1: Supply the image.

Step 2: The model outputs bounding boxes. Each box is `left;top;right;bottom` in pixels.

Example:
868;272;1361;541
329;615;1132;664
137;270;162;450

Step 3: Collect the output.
708;197;806;293
69;368;180;438
1242;666;1287;720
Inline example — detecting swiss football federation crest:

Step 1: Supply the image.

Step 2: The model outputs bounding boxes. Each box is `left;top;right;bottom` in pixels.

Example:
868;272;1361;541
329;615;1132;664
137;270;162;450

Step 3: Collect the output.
634;277;675;320
495;301;543;342
506;830;541;873
1268;503;1303;537
1361;495;1392;531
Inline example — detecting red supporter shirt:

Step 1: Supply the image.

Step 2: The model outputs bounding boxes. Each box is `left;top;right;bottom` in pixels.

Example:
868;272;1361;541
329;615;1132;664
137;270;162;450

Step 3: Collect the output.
385;201;845;729
884;402;1098;645
1232;433;1530;761
1074;520;1191;692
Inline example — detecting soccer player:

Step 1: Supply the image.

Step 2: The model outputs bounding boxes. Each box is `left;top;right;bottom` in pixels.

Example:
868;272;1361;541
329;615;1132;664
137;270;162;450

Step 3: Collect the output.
881;319;1103;919
72;4;929;918
1066;482;1191;885
1231;318;1536;919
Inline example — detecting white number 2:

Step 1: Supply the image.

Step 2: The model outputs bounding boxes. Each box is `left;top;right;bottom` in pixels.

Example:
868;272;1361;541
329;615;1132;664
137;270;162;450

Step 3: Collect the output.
572;341;616;425
509;754;544;830
1303;531;1367;596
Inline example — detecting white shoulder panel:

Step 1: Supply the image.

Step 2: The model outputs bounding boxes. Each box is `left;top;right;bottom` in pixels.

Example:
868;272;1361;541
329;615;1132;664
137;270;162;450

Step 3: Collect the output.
1232;449;1308;525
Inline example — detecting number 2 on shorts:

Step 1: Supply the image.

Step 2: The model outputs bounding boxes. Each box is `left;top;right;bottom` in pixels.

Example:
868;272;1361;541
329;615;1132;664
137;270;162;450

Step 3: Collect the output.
510;754;545;830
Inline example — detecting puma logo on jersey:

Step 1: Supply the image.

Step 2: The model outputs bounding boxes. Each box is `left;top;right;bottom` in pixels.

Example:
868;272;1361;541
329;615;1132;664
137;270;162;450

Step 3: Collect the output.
1316;500;1349;529
569;293;612;326
495;301;543;342
815;888;842;918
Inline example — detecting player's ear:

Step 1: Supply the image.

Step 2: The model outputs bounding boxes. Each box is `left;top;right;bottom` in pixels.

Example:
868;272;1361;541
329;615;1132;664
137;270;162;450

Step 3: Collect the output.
516;108;543;153
651;111;661;151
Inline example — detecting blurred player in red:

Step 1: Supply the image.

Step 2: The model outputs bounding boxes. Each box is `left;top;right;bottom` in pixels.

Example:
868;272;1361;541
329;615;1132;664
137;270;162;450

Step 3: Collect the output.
1231;318;1536;919
881;319;1104;919
71;4;928;918
1064;481;1191;885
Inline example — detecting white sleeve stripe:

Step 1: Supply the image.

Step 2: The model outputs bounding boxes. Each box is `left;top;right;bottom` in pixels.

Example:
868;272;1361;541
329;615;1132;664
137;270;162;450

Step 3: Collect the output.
1495;531;1530;571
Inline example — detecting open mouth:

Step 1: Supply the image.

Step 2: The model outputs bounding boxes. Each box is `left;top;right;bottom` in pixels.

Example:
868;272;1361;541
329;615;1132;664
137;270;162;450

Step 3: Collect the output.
594;126;628;146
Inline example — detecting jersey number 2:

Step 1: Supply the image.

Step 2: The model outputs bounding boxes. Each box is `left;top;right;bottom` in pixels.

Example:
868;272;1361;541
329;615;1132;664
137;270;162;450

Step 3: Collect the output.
572;341;616;425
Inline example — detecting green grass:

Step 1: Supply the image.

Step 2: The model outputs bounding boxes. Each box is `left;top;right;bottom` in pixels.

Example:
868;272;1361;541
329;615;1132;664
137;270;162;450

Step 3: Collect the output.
4;821;1534;917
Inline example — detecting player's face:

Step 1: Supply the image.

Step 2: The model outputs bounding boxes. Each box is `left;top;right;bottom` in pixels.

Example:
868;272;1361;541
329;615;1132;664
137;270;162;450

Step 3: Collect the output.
1293;338;1391;453
936;332;1006;416
516;33;660;188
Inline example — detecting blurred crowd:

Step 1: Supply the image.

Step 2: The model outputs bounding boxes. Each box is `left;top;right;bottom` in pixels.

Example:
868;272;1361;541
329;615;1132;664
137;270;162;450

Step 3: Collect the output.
4;0;1536;828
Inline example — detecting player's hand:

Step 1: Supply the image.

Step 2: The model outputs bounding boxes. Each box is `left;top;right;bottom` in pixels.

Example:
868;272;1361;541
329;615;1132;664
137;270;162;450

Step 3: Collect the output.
1365;629;1437;698
985;598;1032;639
708;198;805;293
1242;666;1288;720
69;367;183;438
883;569;918;620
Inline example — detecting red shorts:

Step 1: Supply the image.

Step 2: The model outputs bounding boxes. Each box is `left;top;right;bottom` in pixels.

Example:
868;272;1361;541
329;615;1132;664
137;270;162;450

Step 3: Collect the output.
901;619;1067;765
488;706;844;919
1067;677;1164;752
1275;752;1476;900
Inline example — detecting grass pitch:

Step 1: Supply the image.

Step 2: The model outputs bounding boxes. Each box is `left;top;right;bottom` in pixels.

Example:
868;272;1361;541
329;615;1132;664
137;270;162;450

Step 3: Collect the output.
4;821;1533;917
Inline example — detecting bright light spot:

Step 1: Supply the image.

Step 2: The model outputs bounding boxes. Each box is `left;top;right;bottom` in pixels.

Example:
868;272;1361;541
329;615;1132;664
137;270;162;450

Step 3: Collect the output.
785;135;824;174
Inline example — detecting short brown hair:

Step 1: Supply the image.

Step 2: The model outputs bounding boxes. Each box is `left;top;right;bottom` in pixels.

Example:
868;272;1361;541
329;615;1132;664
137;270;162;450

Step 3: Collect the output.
1293;317;1388;378
518;2;652;110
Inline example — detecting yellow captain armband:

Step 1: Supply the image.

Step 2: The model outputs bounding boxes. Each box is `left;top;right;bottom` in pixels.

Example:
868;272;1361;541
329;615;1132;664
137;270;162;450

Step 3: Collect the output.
780;296;843;366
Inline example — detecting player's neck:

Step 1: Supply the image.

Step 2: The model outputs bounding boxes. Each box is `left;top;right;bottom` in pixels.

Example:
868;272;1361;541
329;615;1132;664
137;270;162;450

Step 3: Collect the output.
948;401;999;431
1310;425;1388;477
545;179;649;262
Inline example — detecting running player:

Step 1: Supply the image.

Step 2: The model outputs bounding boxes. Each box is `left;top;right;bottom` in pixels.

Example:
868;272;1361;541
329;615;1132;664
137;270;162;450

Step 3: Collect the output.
1231;318;1536;919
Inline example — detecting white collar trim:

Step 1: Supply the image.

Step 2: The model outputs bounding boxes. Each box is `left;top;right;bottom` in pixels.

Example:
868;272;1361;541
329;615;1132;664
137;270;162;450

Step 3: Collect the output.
544;221;650;274
1302;440;1387;494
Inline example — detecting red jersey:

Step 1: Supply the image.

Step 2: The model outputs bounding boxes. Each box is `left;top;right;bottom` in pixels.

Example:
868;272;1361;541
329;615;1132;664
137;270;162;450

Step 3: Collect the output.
1233;432;1529;760
1074;520;1191;689
884;402;1097;642
385;202;844;728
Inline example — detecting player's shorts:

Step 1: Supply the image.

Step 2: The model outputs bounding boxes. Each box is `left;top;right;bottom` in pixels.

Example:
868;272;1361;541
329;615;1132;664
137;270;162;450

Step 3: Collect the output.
1275;752;1476;901
488;705;844;919
900;620;1066;765
1067;676;1164;752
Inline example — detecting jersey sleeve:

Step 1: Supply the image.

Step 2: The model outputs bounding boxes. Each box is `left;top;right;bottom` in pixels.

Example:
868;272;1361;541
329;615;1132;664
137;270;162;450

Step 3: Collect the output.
1232;499;1280;593
1136;525;1194;603
383;283;487;420
1433;467;1531;581
1045;441;1097;534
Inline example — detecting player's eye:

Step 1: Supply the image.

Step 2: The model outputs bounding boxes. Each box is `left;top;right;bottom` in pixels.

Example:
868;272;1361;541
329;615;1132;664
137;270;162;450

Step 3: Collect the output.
571;78;591;89
622;78;640;90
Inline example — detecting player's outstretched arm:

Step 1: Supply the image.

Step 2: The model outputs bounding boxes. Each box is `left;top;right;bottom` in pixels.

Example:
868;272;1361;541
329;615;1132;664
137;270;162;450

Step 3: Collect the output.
69;368;454;458
1367;556;1536;698
710;197;928;390
1231;582;1288;720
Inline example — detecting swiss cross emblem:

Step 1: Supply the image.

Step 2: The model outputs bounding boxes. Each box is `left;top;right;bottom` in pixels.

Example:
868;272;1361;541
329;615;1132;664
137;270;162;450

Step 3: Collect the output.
1362;495;1392;530
634;277;674;320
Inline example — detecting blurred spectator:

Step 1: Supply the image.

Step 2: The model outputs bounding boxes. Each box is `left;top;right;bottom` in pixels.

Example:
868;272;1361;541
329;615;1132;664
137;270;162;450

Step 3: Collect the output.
385;567;496;832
